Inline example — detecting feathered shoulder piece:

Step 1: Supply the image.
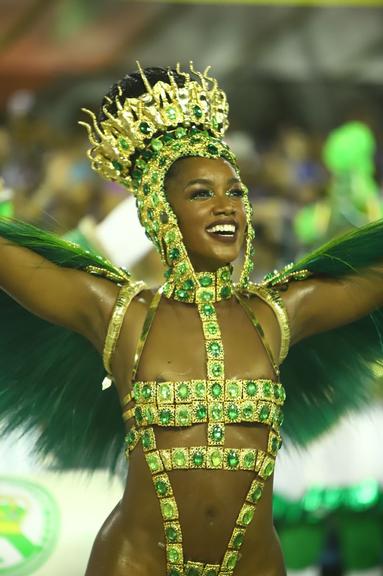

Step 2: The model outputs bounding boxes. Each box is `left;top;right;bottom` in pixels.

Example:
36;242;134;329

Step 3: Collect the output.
0;217;144;472
260;219;383;447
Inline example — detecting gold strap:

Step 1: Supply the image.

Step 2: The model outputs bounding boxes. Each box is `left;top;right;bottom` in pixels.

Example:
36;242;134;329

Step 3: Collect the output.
235;291;280;377
103;280;146;379
240;284;290;364
130;287;163;383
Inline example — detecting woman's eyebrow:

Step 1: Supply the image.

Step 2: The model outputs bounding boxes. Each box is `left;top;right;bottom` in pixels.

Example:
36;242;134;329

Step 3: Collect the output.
184;176;241;189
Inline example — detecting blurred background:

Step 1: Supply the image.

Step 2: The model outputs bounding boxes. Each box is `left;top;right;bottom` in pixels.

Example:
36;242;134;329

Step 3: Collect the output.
1;1;383;575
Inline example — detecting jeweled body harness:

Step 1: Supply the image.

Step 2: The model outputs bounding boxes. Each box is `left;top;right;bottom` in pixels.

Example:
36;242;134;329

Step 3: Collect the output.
81;62;298;576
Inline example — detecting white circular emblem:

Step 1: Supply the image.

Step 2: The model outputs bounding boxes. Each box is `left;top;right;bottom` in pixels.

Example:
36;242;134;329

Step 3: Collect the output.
0;477;59;576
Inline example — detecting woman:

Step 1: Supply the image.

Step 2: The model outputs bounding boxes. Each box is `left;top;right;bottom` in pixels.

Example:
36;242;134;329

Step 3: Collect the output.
0;65;382;576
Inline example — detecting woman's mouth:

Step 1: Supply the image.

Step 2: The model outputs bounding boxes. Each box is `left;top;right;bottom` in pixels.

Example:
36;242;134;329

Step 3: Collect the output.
206;223;237;243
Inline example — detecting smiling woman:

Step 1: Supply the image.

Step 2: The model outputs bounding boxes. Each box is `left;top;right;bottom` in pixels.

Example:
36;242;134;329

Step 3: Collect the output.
164;157;247;272
0;64;383;576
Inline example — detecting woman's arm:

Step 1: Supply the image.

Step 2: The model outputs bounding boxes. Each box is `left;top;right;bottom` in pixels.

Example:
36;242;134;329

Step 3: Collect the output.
281;264;383;347
0;235;118;345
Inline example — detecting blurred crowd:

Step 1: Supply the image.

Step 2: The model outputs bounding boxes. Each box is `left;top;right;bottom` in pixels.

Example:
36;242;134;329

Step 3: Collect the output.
1;88;383;285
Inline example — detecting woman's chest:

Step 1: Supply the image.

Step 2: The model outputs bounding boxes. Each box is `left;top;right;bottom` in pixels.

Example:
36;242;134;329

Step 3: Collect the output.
115;296;280;387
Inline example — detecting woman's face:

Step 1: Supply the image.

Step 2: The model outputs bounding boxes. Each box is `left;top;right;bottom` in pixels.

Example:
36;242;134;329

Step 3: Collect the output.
165;157;247;272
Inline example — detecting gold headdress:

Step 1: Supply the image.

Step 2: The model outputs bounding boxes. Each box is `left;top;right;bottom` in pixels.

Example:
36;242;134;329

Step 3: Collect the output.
80;62;254;299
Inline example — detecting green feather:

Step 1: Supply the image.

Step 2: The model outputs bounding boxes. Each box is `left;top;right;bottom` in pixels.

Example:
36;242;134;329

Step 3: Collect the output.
0;217;130;472
270;219;383;445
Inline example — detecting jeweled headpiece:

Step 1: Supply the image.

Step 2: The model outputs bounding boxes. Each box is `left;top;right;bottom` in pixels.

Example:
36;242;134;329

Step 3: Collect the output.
80;62;254;299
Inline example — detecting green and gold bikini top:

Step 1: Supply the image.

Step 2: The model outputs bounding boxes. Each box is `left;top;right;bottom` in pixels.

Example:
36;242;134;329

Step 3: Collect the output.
102;273;290;576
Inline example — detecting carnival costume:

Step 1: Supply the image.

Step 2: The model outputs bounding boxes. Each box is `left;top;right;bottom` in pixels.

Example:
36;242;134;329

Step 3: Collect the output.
0;63;383;576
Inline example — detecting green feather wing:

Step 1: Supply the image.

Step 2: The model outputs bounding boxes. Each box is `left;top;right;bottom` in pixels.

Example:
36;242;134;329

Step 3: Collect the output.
265;219;383;446
0;217;132;472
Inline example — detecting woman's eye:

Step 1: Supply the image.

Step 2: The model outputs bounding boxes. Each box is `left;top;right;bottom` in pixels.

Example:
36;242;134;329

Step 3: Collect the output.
228;188;245;198
190;189;213;199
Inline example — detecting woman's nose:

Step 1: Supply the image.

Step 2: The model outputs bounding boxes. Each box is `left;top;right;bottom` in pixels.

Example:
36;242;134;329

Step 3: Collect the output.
212;196;236;215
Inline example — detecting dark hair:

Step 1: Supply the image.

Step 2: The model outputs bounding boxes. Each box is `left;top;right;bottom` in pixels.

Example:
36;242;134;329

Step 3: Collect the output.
98;66;186;123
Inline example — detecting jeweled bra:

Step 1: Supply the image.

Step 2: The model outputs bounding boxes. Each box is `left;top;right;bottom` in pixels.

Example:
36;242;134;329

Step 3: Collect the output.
102;268;289;576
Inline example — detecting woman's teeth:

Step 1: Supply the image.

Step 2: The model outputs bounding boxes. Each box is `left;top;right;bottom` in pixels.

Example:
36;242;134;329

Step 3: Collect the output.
206;224;236;236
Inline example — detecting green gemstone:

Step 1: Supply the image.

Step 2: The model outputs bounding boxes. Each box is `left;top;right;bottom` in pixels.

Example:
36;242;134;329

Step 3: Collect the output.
186;569;200;576
155;480;168;496
210;450;223;467
250;485;263;503
220;286;231;299
142;431;152;449
277;410;284;426
167;547;179;563
246;381;258;396
175;289;188;300
173;450;186;467
263;382;272;397
178;409;189;425
165;230;176;243
264;461;274;477
112;160;123;172
142;149;154;160
182;279;194;290
220;268;231;281
195;382;206;397
144;407;155;423
242;508;254;525
162;502;174;519
243;404;254;419
135;406;143;423
126;430;136;446
227;404;239;420
139;121;151;134
178;383;190;399
212;424;223;442
274;385;281;400
142;384;152;399
159;383;171;401
211;383;222;398
166;107;177;121
168;569;181;576
151;138;163;152
151;172;159;183
227;382;239;398
135;158;146;170
192;451;204;466
227;450;239;468
207;322;219;336
152;193;159;207
147;208;154;221
175;126;187;138
169;247;180;261
211;404;223;420
201;290;213;302
147;454;160;472
189;126;199;136
132;169;142;183
211;363;223;377
201;303;214;316
233;533;244;549
260;406;270;421
193;105;203;118
207;143;218;155
166;526;178;542
271;437;279;453
160;409;172;425
162;132;174;143
196;405;207;419
244;452;255;467
118;137;129;150
143;183;150;196
208;342;221;358
199;275;212;287
227;553;238;569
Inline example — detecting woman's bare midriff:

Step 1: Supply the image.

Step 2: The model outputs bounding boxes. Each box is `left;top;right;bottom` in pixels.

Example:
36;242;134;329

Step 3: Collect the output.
85;423;286;576
85;293;287;575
